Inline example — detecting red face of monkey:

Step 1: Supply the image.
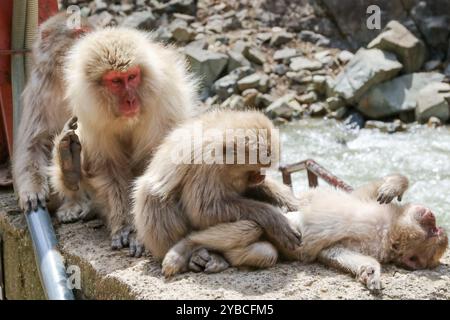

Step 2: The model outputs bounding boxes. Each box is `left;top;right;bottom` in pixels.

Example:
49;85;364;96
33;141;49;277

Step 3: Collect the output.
391;205;448;270
102;66;142;118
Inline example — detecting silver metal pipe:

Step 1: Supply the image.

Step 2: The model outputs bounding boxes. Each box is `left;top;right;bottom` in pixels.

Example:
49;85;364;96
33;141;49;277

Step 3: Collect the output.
25;206;74;300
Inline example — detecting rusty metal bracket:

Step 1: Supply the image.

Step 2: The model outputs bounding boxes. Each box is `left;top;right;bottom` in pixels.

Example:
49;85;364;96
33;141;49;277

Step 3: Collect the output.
0;49;31;55
279;159;353;192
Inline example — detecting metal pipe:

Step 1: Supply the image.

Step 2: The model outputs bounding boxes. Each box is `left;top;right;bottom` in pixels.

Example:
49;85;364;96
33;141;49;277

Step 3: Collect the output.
25;206;74;300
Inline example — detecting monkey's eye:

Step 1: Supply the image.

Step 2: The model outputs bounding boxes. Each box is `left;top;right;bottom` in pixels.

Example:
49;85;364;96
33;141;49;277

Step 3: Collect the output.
111;78;122;84
409;256;418;262
128;74;136;81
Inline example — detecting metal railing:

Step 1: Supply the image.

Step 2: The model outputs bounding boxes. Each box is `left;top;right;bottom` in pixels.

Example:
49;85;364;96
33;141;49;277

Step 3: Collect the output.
279;159;353;192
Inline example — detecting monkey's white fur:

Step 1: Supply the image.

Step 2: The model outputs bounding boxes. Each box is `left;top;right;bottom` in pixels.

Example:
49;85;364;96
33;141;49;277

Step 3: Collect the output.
49;28;199;241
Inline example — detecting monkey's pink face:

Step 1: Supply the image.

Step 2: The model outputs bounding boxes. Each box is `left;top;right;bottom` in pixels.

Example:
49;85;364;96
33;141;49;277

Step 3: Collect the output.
102;66;142;118
392;205;448;270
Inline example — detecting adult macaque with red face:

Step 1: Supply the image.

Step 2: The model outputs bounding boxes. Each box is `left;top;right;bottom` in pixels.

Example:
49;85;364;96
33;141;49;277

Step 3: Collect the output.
49;28;198;254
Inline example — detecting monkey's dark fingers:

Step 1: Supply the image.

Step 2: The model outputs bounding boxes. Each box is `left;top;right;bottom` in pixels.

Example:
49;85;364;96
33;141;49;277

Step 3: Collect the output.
188;260;204;272
204;254;229;274
120;227;133;247
28;194;38;212
111;234;124;250
189;248;211;272
67;116;78;131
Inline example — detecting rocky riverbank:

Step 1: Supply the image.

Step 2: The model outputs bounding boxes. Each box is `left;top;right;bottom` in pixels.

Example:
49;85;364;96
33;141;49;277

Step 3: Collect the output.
60;0;450;131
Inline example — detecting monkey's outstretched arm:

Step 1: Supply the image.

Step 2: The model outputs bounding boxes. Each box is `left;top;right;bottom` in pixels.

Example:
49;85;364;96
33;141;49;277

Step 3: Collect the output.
196;195;302;251
318;246;382;292
244;177;299;211
12;91;54;211
351;174;409;204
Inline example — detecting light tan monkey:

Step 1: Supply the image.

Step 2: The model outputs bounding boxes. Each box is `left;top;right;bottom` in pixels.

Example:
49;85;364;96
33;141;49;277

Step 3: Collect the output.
163;174;448;292
49;27;198;254
132;109;302;271
12;12;93;212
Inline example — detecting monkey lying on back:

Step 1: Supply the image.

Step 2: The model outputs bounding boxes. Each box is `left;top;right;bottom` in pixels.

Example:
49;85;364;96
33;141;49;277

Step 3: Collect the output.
162;174;448;292
133;109;302;270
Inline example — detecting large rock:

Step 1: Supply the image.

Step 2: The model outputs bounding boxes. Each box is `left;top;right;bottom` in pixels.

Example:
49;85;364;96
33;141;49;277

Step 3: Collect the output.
357;72;445;118
415;82;450;123
368;20;426;73
331;48;403;104
227;50;251;72
273;48;299;61
265;94;300;119
120;10;157;30
185;48;228;96
237;73;262;92
213;66;255;100
169;19;195;42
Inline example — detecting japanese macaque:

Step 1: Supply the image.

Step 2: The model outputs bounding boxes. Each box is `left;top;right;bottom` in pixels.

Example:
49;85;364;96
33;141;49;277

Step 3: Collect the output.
132;110;302;270
12;12;93;212
162;174;448;292
49;27;198;253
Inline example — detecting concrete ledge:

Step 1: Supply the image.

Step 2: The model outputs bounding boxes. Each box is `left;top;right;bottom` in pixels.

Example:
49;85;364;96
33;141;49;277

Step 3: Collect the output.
1;190;449;300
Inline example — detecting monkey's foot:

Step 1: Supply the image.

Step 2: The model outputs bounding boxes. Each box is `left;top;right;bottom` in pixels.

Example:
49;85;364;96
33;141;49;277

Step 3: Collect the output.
56;198;91;223
59;116;82;192
377;175;408;204
162;250;189;278
358;264;382;293
111;225;135;250
18;190;47;212
188;248;230;274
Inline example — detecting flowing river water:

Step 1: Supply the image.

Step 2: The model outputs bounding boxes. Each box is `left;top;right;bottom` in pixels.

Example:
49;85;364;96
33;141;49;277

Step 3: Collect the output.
275;119;450;232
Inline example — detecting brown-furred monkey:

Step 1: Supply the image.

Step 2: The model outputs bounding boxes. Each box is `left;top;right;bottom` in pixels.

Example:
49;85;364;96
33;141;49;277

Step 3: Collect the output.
12;12;93;212
132;110;302;272
163;174;448;292
49;27;198;254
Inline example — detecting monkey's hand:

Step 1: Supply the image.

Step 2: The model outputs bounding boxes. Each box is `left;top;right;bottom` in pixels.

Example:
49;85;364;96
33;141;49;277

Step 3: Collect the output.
18;189;47;212
111;225;142;253
58;116;82;192
358;264;382;293
129;234;145;258
377;174;409;204
263;215;302;251
188;248;229;274
56;195;91;223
